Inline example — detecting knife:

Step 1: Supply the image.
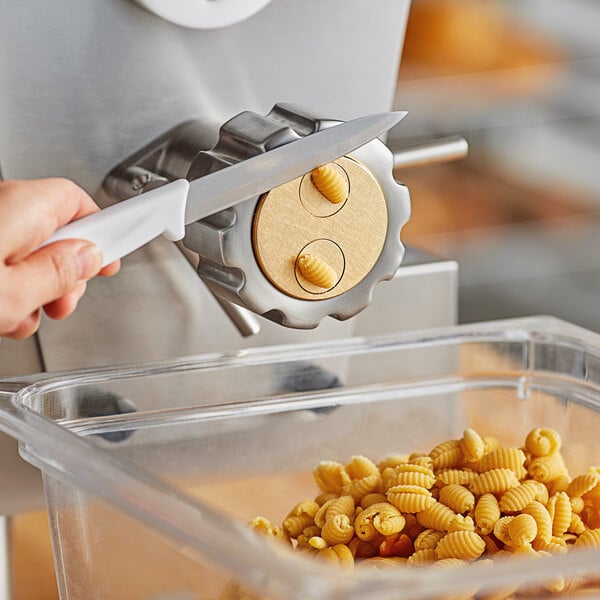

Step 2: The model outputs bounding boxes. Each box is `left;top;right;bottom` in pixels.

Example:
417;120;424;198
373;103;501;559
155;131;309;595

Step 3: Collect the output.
42;111;406;266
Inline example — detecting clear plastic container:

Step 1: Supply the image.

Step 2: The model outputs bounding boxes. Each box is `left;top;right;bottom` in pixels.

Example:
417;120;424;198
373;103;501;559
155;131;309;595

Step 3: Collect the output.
1;316;600;600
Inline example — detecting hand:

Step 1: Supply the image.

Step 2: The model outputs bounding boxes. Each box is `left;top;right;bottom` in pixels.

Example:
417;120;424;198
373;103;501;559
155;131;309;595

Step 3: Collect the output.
0;178;120;340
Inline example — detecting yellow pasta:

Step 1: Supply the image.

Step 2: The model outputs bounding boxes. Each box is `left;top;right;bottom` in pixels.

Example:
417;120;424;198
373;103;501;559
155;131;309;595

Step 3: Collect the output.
387;485;435;513
499;480;539;513
469;468;520;495
436;468;477;487
378;454;409;471
528;453;568;484
406;548;437;566
429;439;463;469
574;528;600;548
568;513;586;535
321;514;355;545
310;164;348;204
567;473;600;498
413;528;445;551
438;484;475;514
570;496;585;514
436;531;485;560
547;472;571;495
297;254;337;289
525;427;562;457
360;493;388;509
532;536;568;555
474;493;501;535
478;447;526;477
354;502;403;540
416;501;458;531
409;455;434;470
547;492;572;537
459;428;485;462
346;455;379;479
448;515;475;533
297;525;321;548
507;513;537;546
522;500;553;544
383;464;436;490
343;472;381;501
248;517;289;543
308;535;328;549
325;495;355;521
313;461;350;494
493;516;516;546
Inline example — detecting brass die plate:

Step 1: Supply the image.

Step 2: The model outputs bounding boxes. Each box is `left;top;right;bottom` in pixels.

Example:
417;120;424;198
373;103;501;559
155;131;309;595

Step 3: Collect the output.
252;156;388;300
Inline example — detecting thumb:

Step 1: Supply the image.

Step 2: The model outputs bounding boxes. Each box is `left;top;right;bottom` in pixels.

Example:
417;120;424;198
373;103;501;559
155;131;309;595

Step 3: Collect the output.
9;240;104;316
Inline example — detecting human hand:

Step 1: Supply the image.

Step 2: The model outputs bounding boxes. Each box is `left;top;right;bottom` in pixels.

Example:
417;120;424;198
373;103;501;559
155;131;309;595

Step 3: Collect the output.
0;178;120;340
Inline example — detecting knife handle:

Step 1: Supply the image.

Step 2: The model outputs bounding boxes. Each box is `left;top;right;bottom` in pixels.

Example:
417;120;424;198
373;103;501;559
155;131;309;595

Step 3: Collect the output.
39;179;190;267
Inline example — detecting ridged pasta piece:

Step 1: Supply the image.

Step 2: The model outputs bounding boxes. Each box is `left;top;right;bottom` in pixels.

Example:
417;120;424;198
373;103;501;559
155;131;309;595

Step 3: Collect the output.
522;500;553;544
570;496;585;514
387;485;435;513
469;468;520;495
314;498;335;528
313;461;350;494
360;493;387;509
532;536;568;554
413;528;445;551
315;492;338;506
406;548;437;566
331;544;354;567
378;454;409;471
507;513;537;546
383;464;436;490
493;516;515;546
429;439;463;469
478;448;526;478
436;530;485;560
416;501;458;531
547;492;572;537
499;480;539;513
248;516;289;543
525;428;562;457
567;473;600;498
439;484;475;514
526;479;549;504
409;454;435;470
283;513;315;538
311;164;348;204
528;453;568;484
344;472;381;501
448;515;475;532
354;502;402;540
568;513;586;535
321;515;354;546
297;254;337;289
325;495;355;520
297;525;321;548
346;455;380;479
474;493;501;535
460;428;485;462
574;528;600;548
547;472;571;495
436;469;477;486
308;535;328;549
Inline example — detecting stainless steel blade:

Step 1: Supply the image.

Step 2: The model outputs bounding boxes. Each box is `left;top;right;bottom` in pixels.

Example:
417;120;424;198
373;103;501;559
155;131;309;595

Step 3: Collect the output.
184;111;406;224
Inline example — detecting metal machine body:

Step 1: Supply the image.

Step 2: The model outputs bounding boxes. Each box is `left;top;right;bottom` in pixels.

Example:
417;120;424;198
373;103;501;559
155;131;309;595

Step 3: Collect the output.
0;2;461;598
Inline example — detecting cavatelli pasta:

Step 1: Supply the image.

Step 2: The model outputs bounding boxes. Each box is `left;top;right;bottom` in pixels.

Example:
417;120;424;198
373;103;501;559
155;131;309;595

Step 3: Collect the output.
568;513;586;535
547;492;572;537
360;493;388;509
325;495;355;520
311;164;348;204
438;484;475;514
346;455;380;479
574;528;600;548
469;468;520;495
474;493;501;535
344;472;381;501
436;531;485;560
354;502;403;540
525;428;562;457
313;461;350;494
507;513;537;546
493;516;516;546
478;447;526;477
387;485;435;513
436;469;477;486
321;514;355;545
499;480;539;513
570;496;585;514
383;464;436;490
416;501;458;531
448;514;475;533
429;439;463;469
297;254;337;289
567;473;600;498
409;454;435;470
460;428;485;462
522;500;553;544
406;548;437;566
378;454;409;471
413;528;445;551
528;453;568;484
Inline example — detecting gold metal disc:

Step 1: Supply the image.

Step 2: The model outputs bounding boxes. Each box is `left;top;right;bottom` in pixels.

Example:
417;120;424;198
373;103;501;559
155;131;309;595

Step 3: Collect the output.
252;156;388;300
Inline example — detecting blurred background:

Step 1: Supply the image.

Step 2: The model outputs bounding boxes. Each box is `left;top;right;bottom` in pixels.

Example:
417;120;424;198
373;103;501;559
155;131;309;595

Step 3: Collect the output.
391;0;600;330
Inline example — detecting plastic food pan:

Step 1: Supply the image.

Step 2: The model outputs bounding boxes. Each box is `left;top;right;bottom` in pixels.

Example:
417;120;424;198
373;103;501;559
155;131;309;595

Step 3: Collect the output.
1;316;600;600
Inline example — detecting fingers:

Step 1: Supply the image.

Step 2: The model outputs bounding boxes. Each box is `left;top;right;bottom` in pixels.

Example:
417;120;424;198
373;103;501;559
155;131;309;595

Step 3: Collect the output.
4;239;103;327
0;178;102;261
4;310;41;341
43;282;87;320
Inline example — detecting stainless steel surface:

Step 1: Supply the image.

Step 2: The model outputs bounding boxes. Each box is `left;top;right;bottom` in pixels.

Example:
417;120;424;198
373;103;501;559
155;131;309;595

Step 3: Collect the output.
0;0;410;191
392;136;470;171
182;111;406;224
182;105;411;328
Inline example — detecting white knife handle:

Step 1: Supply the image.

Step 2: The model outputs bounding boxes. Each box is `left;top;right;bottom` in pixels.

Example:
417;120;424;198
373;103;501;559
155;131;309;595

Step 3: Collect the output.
40;179;190;267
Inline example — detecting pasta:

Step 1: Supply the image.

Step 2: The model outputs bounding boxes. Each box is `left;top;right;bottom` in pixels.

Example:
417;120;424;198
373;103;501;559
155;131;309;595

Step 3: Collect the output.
245;426;600;600
310;164;348;204
297;254;338;289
